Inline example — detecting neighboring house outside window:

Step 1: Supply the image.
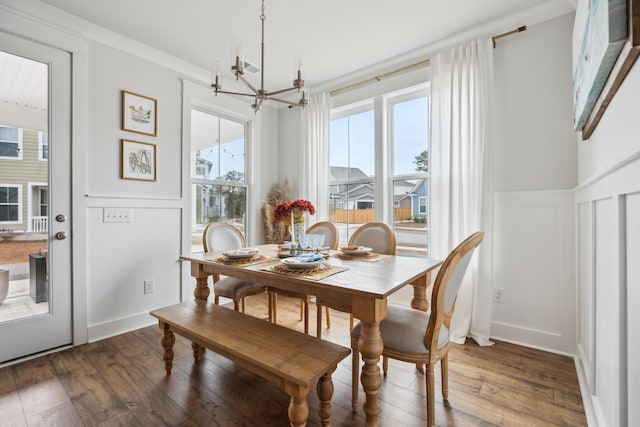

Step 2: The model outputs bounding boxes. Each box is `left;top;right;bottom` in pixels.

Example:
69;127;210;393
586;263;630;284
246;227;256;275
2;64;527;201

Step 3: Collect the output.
0;184;21;224
418;196;427;215
0;125;22;160
39;132;48;161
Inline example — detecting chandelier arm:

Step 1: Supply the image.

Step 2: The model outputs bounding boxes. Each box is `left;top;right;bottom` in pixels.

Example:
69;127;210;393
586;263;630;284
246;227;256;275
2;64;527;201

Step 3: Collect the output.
236;75;260;95
266;86;301;97
268;96;303;107
215;89;261;98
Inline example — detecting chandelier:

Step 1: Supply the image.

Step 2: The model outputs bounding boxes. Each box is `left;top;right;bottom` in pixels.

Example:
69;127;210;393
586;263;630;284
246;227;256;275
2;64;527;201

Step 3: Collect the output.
211;0;308;111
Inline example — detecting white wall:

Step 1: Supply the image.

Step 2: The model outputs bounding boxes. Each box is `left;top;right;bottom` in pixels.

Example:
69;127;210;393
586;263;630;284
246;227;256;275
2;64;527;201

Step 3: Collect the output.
491;13;577;354
278;13;580;356
0;3;281;343
574;35;640;427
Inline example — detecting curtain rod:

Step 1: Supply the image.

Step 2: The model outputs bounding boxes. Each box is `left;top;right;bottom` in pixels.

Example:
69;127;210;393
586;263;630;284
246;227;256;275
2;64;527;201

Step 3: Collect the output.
330;25;527;97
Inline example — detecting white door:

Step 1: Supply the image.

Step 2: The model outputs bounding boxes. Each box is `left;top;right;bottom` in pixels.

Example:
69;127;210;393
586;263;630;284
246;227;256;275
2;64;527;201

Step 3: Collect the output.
0;31;72;363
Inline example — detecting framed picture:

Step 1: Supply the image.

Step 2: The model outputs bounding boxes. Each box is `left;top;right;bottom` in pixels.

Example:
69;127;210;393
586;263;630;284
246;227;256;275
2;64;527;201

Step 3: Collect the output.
580;0;640;139
122;90;157;136
121;139;157;181
572;0;629;132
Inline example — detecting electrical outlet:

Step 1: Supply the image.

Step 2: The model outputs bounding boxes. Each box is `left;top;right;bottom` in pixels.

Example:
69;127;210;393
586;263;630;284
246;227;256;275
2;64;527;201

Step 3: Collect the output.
144;279;155;294
103;208;132;223
493;287;504;304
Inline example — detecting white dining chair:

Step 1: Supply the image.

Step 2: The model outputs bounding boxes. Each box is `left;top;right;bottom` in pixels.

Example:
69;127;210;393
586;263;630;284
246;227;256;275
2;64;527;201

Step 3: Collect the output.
350;232;484;426
203;223;268;314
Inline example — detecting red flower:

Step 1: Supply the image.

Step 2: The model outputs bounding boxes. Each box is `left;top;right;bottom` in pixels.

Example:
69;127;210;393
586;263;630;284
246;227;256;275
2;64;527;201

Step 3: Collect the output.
273;199;315;224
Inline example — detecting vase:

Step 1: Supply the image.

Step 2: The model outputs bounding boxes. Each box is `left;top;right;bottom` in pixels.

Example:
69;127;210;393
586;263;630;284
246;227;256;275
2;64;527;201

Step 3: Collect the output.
292;221;306;245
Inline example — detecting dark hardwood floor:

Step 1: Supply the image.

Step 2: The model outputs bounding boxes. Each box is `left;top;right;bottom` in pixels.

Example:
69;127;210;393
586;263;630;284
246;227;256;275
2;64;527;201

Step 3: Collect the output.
0;294;587;426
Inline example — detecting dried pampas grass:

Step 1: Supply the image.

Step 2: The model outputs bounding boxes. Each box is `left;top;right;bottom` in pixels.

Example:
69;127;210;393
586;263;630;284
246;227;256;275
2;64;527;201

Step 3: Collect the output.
263;179;291;243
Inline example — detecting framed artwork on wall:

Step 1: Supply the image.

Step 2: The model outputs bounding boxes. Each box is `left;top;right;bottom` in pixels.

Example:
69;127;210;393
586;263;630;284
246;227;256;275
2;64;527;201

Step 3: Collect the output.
574;0;640;138
122;90;157;136
121;139;157;181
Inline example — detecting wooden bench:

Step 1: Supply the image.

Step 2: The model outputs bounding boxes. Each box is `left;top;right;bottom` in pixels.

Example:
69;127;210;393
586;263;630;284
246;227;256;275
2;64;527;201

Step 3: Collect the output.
150;301;350;427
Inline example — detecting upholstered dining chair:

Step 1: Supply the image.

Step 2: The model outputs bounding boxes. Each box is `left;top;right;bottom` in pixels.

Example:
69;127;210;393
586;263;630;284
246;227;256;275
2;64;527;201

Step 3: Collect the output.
203;223;268;314
350;231;484;427
348;221;397;256
316;221;398;337
268;221;339;336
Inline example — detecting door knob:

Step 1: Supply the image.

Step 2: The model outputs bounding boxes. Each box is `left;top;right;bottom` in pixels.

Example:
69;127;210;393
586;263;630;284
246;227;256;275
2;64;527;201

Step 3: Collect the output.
55;214;67;222
55;231;67;240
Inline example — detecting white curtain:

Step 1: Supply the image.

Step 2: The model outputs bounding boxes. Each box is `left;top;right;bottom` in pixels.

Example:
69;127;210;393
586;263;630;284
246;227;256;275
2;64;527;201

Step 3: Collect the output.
430;38;494;346
300;93;330;222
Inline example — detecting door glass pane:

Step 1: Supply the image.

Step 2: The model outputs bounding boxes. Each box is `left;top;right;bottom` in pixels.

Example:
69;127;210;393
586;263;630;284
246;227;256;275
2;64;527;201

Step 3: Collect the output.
0;51;49;323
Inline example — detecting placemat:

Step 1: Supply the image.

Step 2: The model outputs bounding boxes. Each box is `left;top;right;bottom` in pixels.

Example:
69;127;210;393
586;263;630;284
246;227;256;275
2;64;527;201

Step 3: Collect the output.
331;252;391;262
213;255;278;267
261;263;348;280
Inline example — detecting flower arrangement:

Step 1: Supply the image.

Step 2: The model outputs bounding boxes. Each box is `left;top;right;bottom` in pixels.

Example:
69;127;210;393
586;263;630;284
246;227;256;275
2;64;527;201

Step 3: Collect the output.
273;199;315;226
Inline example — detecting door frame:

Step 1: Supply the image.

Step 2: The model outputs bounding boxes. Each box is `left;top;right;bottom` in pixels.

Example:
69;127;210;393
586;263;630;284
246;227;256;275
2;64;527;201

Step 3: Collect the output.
0;6;89;354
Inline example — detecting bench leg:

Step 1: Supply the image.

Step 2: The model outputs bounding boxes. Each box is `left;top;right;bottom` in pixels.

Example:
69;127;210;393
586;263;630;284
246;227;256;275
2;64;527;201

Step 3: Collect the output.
317;368;336;427
160;322;175;375
284;383;309;427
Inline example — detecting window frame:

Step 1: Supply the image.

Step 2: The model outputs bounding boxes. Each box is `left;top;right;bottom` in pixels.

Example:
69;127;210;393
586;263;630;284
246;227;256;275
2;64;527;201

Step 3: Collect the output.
189;107;250;250
329;83;430;254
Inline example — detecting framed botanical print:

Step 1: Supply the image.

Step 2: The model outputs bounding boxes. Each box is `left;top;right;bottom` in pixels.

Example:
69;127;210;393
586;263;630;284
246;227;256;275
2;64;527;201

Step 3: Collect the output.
122;90;157;136
121;139;157;181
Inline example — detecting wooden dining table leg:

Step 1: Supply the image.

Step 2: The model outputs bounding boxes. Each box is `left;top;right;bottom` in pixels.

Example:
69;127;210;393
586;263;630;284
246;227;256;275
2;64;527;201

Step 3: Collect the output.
191;263;211;301
358;320;383;427
410;271;430;312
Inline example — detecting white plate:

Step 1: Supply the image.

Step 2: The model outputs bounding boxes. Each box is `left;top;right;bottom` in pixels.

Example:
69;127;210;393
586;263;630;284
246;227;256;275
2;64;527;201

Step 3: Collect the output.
340;246;372;256
280;257;323;270
222;248;259;259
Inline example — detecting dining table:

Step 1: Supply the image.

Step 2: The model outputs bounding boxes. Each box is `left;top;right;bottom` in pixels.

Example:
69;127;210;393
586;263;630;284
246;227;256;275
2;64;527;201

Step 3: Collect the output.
180;244;442;427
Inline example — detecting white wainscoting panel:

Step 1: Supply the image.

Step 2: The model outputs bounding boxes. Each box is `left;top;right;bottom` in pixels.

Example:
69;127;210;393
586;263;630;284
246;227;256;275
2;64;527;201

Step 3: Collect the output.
576;201;595;394
626;192;640;427
593;198;619;427
492;190;575;354
575;154;640;427
86;206;182;341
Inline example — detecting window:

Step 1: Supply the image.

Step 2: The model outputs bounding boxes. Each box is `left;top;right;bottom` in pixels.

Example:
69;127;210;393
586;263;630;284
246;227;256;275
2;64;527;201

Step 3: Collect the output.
330;85;430;255
39;132;48;161
0;184;21;223
190;109;248;252
418;196;427;214
329;103;375;244
0;125;22;159
39;188;48;216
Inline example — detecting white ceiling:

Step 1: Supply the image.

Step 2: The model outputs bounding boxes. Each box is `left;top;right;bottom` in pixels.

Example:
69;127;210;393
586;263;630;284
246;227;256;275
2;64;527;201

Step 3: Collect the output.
35;0;576;93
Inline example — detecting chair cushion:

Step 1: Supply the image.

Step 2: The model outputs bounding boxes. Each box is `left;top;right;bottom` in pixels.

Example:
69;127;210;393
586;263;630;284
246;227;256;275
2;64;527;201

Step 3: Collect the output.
214;277;265;299
351;304;449;354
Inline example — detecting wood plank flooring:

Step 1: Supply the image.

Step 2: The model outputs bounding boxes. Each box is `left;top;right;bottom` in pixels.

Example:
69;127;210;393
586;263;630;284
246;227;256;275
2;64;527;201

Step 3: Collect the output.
0;294;587;426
